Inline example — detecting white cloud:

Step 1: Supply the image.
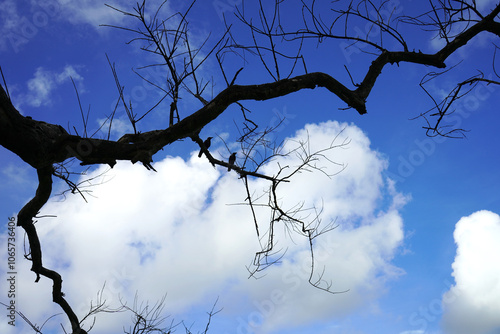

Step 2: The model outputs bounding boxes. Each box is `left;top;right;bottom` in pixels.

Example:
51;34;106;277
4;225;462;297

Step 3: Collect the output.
2;121;407;333
19;65;83;108
441;210;500;334
56;64;83;82
54;0;175;31
0;319;16;334
55;0;128;28
26;67;55;107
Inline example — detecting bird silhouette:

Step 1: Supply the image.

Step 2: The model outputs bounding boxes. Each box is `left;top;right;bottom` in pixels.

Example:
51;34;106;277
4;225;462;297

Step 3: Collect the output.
228;152;236;171
198;137;213;158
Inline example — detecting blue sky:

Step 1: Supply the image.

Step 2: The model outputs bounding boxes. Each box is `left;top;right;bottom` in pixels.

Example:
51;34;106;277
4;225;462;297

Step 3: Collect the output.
1;1;500;334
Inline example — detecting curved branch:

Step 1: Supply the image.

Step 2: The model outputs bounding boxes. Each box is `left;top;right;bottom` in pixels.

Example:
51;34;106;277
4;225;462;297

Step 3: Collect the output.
17;166;87;334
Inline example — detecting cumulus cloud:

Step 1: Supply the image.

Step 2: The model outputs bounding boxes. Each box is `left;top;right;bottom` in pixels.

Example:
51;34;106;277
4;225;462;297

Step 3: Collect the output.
441;210;500;334
1;121;407;333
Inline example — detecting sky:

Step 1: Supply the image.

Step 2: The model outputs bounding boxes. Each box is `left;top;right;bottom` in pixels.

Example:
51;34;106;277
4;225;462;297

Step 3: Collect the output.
0;0;500;334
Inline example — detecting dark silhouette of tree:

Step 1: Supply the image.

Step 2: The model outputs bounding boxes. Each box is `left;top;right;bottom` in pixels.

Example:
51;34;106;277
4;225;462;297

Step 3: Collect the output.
1;0;499;332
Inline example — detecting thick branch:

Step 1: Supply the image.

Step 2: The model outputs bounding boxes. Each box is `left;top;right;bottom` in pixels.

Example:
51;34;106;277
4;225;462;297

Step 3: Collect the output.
0;73;361;171
355;50;446;100
2;4;500;170
149;71;368;151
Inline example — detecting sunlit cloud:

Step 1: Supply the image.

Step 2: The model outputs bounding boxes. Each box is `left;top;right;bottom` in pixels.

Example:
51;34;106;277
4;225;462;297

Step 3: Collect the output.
441;210;500;334
1;121;410;333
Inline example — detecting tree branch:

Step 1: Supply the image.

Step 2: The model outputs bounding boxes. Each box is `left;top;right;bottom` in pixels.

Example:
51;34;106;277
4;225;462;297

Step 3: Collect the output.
17;166;87;334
